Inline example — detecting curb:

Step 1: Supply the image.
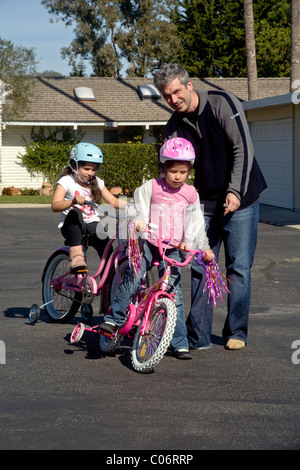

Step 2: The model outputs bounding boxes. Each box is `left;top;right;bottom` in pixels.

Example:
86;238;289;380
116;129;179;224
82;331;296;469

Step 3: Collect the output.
0;204;52;208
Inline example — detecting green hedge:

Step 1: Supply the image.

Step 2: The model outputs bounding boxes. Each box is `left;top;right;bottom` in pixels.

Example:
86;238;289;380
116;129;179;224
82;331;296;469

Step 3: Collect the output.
98;143;159;195
18;141;160;194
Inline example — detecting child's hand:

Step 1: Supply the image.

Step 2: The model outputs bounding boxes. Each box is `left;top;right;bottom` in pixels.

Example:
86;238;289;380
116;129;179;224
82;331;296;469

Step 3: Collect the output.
202;249;215;262
134;219;147;232
73;195;85;206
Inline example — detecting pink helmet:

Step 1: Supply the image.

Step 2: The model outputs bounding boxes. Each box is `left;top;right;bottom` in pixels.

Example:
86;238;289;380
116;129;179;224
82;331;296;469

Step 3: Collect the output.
160;137;195;164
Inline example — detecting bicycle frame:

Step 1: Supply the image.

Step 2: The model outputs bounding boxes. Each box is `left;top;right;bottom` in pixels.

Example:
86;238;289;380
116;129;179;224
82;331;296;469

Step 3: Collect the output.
117;233;201;337
72;262;175;340
74;231;201;340
47;234;125;297
117;263;174;336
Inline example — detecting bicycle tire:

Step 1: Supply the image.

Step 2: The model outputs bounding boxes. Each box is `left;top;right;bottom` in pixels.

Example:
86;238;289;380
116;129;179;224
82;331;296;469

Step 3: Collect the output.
42;251;82;323
80;304;93;323
99;331;122;353
70;323;85;344
131;297;177;373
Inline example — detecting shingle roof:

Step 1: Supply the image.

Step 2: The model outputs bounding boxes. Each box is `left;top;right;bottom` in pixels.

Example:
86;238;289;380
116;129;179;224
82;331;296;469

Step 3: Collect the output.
11;76;290;124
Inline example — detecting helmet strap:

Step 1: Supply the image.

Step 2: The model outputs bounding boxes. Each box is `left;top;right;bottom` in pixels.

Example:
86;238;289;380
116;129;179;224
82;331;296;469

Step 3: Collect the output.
70;162;92;185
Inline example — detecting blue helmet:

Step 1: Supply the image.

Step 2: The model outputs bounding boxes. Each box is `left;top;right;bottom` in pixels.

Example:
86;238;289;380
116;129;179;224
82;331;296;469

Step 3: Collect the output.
69;143;103;165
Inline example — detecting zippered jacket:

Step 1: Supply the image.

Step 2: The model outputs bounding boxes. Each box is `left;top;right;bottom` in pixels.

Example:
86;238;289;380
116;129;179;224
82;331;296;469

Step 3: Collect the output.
131;178;210;251
163;90;268;214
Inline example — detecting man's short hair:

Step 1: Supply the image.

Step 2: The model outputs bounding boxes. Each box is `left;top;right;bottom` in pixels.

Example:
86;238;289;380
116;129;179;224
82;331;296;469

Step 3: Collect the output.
154;63;190;92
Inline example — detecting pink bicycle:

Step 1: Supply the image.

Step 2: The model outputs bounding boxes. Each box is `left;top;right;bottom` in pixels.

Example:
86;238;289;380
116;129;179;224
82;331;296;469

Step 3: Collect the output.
29;201;130;324
70;227;228;373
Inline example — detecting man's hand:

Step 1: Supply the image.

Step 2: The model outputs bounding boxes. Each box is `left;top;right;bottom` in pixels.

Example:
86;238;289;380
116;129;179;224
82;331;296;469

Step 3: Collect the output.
224;192;240;215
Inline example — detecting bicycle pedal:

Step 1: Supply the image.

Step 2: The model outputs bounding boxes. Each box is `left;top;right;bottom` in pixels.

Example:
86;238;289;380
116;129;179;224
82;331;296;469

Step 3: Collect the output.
102;331;114;337
72;267;88;275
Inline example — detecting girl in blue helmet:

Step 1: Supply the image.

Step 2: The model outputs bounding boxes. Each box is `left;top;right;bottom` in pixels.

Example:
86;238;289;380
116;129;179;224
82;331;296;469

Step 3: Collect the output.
52;142;126;273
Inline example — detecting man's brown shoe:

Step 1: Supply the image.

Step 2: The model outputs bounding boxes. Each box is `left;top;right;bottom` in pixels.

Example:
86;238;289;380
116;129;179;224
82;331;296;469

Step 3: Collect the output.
225;339;246;350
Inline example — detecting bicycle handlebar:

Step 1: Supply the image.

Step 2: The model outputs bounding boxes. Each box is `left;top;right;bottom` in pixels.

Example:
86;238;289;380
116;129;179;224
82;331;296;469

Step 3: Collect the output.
83;200;127;220
146;226;204;268
82;205;206;267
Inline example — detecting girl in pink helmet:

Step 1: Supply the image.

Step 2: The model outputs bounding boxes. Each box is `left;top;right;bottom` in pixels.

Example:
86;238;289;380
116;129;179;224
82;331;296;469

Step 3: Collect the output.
101;138;214;360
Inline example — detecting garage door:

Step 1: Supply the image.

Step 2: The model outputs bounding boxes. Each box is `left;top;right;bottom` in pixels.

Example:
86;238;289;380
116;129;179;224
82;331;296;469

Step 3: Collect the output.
250;118;293;209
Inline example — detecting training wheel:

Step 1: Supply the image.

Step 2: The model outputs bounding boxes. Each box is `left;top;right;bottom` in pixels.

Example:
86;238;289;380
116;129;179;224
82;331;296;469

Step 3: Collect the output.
80;304;93;323
70;323;85;344
29;304;40;324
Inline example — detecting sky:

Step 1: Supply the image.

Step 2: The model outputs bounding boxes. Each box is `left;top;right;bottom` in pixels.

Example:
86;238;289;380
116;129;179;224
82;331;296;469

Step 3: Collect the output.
0;0;93;76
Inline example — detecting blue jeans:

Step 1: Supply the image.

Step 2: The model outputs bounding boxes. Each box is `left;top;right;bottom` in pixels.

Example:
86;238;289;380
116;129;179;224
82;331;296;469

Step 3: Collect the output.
186;202;259;348
104;240;189;351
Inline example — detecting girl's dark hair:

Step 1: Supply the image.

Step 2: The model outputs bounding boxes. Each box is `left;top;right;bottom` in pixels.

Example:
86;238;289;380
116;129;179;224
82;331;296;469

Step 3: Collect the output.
159;159;193;174
59;161;102;204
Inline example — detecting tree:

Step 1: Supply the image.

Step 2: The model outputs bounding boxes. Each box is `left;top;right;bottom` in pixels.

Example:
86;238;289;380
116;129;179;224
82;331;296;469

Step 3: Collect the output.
290;0;300;92
244;0;258;100
42;0;121;77
173;0;291;78
41;0;179;77
117;0;180;77
173;0;247;77
39;70;63;77
254;0;290;78
0;38;38;121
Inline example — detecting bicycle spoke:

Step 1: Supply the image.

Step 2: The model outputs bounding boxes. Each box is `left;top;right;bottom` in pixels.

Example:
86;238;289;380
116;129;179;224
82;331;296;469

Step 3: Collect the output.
138;309;167;361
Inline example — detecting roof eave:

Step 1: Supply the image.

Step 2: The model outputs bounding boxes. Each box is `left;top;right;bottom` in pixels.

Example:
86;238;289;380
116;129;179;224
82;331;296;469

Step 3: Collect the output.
2;120;168;129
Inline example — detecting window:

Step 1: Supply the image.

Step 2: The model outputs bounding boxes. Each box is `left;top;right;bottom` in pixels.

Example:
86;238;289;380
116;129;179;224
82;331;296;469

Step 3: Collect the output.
73;87;96;101
137;85;160;100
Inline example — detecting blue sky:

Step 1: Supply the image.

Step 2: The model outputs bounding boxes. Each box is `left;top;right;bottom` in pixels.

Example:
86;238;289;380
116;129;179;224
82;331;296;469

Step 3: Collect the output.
0;0;92;75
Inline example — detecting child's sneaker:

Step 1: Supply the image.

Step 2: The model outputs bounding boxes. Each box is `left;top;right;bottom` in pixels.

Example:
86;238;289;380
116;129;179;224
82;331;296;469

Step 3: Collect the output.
69;246;87;274
173;349;192;360
100;321;118;334
69;255;87;274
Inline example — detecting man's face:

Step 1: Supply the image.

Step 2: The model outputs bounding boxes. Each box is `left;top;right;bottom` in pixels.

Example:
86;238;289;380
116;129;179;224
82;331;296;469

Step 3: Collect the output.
161;77;194;113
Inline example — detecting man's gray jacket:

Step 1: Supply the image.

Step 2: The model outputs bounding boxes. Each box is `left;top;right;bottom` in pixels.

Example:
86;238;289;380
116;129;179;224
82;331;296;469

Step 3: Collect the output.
163;90;268;214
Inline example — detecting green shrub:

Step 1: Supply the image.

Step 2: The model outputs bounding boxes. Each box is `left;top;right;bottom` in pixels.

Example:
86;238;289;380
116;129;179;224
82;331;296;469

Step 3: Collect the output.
98;143;159;195
20;187;38;195
18;141;71;187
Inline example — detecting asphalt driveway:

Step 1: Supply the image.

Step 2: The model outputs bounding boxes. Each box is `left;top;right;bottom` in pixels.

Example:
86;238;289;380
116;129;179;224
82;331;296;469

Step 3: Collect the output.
0;204;299;452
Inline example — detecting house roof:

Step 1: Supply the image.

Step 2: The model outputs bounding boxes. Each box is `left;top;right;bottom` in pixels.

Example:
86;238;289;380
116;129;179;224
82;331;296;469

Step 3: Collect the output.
7;76;290;126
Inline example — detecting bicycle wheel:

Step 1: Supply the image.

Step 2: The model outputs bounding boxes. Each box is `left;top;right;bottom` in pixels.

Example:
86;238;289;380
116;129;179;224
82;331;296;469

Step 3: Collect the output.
42;251;82;323
80;304;93;323
131;297;177;373
70;323;85;344
99;331;122;353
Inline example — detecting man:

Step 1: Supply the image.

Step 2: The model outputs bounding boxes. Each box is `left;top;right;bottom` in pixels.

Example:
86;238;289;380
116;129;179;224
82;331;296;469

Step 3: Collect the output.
154;63;267;350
